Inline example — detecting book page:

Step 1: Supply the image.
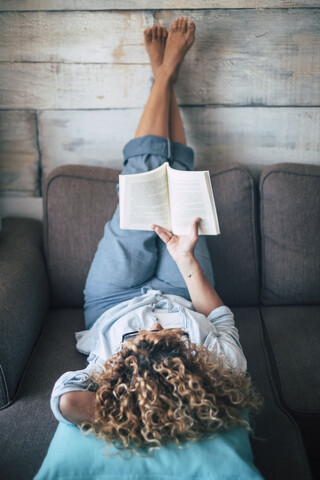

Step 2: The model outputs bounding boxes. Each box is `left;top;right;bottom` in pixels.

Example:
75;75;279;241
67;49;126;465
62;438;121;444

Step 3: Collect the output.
168;166;220;235
119;162;171;231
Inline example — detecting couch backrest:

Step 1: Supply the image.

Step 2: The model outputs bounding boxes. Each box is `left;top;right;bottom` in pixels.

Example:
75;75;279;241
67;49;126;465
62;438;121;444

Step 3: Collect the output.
43;165;119;308
43;163;260;308
207;166;260;306
260;163;320;305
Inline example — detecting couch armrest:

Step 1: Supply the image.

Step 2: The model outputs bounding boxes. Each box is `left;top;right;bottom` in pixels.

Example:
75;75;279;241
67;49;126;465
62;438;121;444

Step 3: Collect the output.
0;218;50;408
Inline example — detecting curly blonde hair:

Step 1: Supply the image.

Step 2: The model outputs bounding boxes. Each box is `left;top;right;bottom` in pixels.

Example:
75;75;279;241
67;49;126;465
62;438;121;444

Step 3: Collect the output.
83;328;262;454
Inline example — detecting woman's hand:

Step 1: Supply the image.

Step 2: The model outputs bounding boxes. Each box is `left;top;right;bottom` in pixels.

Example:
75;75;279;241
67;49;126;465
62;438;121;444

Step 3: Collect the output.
152;218;200;265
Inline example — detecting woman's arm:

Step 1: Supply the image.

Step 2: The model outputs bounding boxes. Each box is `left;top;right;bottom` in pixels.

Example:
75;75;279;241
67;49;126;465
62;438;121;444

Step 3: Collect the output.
175;254;223;316
59;391;96;425
152;218;223;317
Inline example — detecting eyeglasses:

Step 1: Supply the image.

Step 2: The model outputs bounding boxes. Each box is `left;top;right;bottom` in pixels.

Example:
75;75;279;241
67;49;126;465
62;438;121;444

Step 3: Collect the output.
121;329;189;343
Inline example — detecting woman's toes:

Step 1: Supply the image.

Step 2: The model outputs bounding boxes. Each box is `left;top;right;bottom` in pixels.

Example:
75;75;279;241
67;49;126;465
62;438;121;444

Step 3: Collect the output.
162;27;168;41
151;25;157;38
156;26;162;38
171;19;179;32
188;20;195;29
180;17;188;32
144;27;152;40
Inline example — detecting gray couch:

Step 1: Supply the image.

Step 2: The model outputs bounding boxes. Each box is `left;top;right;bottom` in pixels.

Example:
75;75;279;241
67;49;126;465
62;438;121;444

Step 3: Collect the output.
0;162;319;480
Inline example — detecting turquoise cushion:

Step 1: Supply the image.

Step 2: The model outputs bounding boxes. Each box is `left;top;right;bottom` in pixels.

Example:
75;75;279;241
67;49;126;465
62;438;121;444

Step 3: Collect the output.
35;420;264;480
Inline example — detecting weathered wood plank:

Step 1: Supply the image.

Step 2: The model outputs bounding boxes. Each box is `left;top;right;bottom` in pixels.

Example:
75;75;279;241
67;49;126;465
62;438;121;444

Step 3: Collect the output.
38;109;141;182
1;10;319;73
0;11;153;63
0;63;153;109
0;197;42;220
158;9;320;106
1;8;319;108
38;108;320;188
0;1;319;11
182;107;320;173
0;110;40;196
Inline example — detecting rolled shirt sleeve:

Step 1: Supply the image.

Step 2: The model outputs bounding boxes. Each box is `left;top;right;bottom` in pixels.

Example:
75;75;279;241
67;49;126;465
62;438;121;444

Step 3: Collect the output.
204;306;247;373
50;363;99;425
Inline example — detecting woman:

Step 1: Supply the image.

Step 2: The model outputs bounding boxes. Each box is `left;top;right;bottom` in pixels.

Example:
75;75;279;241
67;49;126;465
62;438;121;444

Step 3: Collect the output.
51;17;261;453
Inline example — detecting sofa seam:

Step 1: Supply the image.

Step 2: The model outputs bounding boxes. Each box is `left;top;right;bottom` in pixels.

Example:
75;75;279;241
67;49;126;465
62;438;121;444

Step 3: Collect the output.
0;363;9;408
260;169;320;305
260;170;320;194
249;171;260;304
0;301;50;411
210;164;249;180
0;220;50;410
260;306;320;416
45;172;119;270
260;177;266;305
257;306;313;477
0;309;64;412
211;166;260;305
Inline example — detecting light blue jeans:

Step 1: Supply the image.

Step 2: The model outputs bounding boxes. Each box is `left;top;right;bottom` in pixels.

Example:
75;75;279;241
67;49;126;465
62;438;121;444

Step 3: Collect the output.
83;135;214;329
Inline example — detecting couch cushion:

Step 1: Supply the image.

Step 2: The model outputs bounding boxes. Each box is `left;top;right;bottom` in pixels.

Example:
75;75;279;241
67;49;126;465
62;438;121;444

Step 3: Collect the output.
0;307;312;480
260;163;320;305
43;164;260;308
36;309;312;480
0;218;50;408
0;308;86;480
232;307;312;480
43;165;119;307
260;305;320;415
207;166;260;306
35;417;263;480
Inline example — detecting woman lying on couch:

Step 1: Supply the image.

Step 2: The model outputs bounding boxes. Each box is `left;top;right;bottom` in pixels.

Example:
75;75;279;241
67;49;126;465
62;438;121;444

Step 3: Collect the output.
51;17;262;454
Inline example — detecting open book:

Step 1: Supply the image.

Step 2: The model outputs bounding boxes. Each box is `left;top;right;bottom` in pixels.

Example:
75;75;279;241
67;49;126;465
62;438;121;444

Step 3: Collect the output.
119;162;220;235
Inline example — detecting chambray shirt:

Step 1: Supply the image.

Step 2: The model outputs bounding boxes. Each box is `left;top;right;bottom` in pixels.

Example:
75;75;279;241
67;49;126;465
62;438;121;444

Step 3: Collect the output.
51;290;247;425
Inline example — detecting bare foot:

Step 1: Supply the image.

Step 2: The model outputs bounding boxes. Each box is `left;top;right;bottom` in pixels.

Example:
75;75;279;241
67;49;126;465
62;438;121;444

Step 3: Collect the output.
144;25;168;77
162;17;196;82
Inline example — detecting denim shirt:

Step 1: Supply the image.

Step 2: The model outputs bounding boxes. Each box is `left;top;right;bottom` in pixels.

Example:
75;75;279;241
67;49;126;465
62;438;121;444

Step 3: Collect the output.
51;290;247;424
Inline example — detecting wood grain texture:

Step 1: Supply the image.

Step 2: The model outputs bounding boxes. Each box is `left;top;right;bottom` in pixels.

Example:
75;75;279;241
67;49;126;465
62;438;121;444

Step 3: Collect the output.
0;197;42;220
0;11;153;63
182;106;320;173
38;109;141;180
0;5;319;201
1;9;319;108
157;9;320;106
0;63;153;109
38;108;320;187
0;1;319;10
0;110;40;196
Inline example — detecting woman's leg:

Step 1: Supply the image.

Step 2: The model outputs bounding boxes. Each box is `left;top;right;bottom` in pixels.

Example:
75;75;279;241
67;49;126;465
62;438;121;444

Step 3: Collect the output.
84;18;195;329
143;22;215;295
143;25;186;146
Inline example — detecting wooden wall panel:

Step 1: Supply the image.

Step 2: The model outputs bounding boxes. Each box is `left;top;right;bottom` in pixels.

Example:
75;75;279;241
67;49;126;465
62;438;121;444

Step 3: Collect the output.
39;108;320;187
0;197;42;220
0;11;152;63
0;4;319;206
0;111;39;196
182;107;320;172
1;9;318;108
0;1;319;10
158;9;320;107
38;109;141;179
0;63;152;109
